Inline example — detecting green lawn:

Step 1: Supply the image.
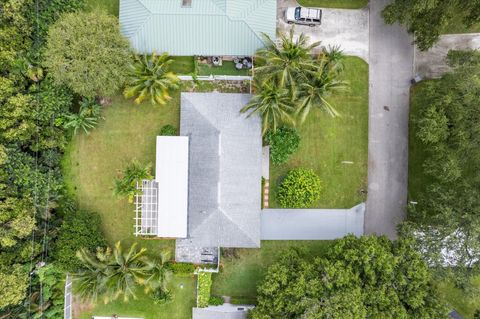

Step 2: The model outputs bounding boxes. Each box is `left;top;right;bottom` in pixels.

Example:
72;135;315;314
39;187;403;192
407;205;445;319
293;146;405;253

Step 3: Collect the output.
86;0;119;16
78;276;196;319
212;241;333;301
62;94;180;252
436;277;480;319
298;0;368;9
269;57;369;209
171;56;195;75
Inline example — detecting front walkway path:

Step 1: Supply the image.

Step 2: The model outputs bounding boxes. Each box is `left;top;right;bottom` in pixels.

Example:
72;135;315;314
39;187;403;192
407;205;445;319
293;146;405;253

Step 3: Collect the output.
365;0;414;238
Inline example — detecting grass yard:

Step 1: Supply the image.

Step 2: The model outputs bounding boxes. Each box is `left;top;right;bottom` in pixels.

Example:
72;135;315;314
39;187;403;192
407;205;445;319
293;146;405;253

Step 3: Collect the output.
436;277;480;319
62;93;180;252
86;0;119;16
171;56;195;75
77;276;196;319
269;57;368;209
298;0;368;9
211;241;334;302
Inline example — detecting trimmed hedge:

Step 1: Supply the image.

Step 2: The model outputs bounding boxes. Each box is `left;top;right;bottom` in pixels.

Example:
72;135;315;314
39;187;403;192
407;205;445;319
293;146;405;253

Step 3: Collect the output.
209;295;224;306
277;168;321;208
160;124;177;136
266;127;301;165
197;272;212;308
169;262;195;276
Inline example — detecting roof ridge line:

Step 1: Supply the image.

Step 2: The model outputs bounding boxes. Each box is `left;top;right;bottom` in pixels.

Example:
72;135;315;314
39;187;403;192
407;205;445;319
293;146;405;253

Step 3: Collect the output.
218;207;259;247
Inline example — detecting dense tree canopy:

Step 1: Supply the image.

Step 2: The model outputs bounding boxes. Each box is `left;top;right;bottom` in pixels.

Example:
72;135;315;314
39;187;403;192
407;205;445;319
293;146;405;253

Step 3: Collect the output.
407;50;480;275
383;0;480;51
45;11;131;97
251;235;448;319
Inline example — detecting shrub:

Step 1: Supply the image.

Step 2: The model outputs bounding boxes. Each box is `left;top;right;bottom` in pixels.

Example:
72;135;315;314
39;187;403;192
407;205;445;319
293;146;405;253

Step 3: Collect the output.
209;295;224;306
266;127;300;165
113;160;152;203
277;168;321;208
169;262;195;276
197;272;212;308
151;289;173;305
160;124;177;136
53;210;106;271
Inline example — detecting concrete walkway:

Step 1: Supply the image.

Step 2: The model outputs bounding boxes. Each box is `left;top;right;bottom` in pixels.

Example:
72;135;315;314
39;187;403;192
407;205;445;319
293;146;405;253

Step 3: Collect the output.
415;33;480;79
261;203;365;240
277;0;369;61
365;0;414;238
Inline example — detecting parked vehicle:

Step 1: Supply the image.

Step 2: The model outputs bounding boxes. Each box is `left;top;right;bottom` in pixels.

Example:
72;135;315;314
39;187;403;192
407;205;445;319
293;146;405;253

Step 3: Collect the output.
285;6;322;26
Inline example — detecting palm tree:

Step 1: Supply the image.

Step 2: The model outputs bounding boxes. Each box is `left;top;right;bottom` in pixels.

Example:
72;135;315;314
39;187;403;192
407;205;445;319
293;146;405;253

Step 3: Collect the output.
64;99;102;135
113;160;152;203
295;56;348;122
254;28;320;90
240;80;296;135
124;52;180;105
294;47;348;122
142;250;172;294
74;242;150;303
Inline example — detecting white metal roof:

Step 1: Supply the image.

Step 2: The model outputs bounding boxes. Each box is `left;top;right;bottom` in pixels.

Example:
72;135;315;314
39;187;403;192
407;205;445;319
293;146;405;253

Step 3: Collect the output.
155;136;189;238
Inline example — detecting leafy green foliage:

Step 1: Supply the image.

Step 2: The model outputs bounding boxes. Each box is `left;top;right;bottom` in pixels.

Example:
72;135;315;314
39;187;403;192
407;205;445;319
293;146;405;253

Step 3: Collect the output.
53;210;106;272
243;31;347;133
64;99;103;135
124;52;180;105
277;168;321;208
209;295;224;306
0;265;29;309
266;127;300;165
197;272;212;308
382;1;480;51
113;160;152;203
45;11;131;97
407;50;480;277
159;124;177;136
251;235;448;319
169;262;195;276
74;242;171;304
32;264;66;318
0;197;35;249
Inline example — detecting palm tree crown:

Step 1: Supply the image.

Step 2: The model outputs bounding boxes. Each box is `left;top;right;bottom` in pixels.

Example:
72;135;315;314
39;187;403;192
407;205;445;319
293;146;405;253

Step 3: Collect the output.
124;52;179;105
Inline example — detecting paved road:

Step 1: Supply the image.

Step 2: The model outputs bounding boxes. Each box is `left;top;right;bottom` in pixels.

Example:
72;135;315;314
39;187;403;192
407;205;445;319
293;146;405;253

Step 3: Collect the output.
365;0;414;238
277;0;369;61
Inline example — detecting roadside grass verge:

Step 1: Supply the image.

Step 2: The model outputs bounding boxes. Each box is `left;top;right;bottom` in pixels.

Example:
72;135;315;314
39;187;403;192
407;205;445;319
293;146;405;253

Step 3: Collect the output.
269;56;369;209
298;0;368;9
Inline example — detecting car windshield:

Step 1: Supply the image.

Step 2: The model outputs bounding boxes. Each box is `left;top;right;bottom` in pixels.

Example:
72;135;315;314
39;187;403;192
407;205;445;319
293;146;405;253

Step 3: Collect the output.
295;7;301;20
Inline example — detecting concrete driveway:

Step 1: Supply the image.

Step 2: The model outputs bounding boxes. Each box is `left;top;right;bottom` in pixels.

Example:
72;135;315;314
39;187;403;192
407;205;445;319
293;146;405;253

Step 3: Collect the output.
277;0;369;61
415;34;480;79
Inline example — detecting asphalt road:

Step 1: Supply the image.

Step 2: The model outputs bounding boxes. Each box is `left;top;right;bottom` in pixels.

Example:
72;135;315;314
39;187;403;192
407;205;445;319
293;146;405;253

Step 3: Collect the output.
365;0;414;238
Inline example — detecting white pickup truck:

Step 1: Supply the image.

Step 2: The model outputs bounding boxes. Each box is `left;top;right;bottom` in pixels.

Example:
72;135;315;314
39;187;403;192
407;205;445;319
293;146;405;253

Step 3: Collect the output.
285;6;322;27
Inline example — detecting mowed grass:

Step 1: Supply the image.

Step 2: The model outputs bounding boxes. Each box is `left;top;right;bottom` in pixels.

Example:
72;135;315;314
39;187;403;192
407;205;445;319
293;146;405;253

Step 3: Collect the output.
62;93;180;253
298;0;368;9
86;0;119;16
78;276;196;319
269;57;369;209
212;241;334;301
436;277;480;319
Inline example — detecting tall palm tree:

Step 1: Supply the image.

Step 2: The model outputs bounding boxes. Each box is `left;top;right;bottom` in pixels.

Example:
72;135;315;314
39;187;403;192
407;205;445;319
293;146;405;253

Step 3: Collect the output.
74;242;150;303
142;250;172;294
241;80;296;135
295;55;348;122
254;28;320;90
124;52;180;105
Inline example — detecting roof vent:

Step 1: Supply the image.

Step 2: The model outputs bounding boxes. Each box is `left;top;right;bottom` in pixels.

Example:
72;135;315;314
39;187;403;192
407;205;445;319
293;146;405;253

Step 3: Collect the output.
182;0;192;7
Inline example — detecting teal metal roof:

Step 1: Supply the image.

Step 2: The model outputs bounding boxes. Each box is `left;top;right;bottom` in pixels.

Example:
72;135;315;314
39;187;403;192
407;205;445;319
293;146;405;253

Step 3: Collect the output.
119;0;277;56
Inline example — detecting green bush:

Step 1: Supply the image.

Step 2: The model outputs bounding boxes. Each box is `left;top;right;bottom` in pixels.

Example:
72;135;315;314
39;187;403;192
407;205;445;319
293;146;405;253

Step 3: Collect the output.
53;210;106;271
151;289;173;305
160;124;177;136
209;295;224;306
277;168;321;208
266;127;301;165
169;262;195;276
197;272;212;308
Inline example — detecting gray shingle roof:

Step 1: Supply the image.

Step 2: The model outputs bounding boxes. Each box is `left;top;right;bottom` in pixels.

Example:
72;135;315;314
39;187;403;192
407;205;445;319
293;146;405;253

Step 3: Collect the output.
179;93;262;248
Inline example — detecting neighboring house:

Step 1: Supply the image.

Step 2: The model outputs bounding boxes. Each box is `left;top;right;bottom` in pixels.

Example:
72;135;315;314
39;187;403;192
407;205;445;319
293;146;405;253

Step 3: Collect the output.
134;92;365;264
119;0;277;56
193;303;254;319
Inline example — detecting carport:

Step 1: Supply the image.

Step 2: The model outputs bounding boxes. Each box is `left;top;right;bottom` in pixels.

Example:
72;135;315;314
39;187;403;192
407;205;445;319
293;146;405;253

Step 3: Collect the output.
261;203;365;240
